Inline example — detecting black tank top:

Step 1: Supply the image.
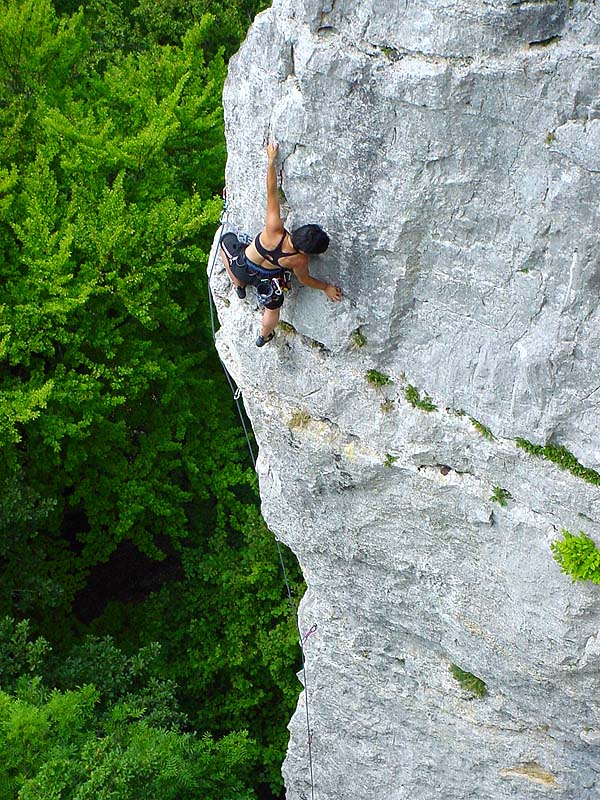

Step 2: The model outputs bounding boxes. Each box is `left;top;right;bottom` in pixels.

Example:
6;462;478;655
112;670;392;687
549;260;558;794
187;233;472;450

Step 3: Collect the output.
254;232;298;267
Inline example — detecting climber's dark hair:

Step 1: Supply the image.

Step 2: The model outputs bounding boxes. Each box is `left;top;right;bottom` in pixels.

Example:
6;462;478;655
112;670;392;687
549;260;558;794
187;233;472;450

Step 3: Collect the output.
291;224;330;254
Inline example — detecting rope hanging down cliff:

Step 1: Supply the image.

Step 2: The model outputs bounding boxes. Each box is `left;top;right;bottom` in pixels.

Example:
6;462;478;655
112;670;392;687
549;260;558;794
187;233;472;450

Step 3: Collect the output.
207;196;317;800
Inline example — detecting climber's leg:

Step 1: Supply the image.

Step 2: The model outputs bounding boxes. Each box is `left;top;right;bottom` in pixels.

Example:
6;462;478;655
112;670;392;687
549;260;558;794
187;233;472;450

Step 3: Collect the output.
220;250;246;289
256;289;284;346
259;307;280;341
220;233;248;291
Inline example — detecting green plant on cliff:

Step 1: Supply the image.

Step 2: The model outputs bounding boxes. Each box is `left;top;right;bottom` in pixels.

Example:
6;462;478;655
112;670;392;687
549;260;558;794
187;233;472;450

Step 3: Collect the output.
381;46;400;61
515;439;600;486
469;417;494;440
365;369;392;387
449;664;487;698
351;328;367;348
490;486;512;506
278;321;296;335
551;530;600;585
405;385;437;412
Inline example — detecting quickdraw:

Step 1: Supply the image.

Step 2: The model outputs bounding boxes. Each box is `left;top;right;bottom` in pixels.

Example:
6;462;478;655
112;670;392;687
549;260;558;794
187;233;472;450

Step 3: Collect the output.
302;623;318;645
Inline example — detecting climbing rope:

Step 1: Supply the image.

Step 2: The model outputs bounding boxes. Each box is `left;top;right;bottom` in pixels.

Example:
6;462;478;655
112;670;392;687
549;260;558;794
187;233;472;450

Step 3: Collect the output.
206;198;316;800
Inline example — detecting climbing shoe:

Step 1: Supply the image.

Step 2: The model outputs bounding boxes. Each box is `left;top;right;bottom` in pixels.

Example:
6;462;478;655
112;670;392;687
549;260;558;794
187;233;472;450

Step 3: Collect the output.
235;285;246;299
256;332;274;347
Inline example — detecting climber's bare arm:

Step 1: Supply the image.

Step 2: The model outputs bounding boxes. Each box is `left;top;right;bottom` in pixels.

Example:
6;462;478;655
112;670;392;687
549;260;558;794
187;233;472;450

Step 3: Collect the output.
294;260;343;301
265;142;284;237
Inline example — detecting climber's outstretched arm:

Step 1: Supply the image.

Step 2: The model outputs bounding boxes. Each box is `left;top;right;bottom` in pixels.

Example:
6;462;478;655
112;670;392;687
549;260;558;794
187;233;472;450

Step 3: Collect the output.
265;142;284;237
293;260;343;301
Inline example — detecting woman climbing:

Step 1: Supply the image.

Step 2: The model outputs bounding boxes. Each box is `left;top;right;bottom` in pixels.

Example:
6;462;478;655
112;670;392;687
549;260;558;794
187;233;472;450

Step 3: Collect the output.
220;142;342;347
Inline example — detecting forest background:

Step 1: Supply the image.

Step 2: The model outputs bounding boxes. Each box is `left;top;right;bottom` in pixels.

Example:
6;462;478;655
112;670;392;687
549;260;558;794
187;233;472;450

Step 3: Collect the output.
0;1;305;798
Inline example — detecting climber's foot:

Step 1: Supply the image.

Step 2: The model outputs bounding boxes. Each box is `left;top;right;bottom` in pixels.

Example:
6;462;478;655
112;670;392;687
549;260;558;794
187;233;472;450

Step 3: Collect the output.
256;332;275;347
235;285;246;299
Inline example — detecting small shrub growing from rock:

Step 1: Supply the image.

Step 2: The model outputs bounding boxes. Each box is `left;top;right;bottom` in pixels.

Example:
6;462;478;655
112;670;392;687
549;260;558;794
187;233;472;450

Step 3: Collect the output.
490;486;512;506
365;369;391;387
515;439;600;486
450;664;487;698
551;530;600;585
351;329;367;348
381;45;401;61
405;385;437;412
469;417;493;439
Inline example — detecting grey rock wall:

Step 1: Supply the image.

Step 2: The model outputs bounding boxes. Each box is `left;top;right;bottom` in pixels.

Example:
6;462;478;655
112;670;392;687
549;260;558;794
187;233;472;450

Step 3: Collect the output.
209;1;600;797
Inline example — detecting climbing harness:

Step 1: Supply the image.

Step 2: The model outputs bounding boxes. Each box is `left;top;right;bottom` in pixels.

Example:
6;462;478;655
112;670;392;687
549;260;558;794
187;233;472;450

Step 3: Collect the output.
207;194;317;800
254;270;292;306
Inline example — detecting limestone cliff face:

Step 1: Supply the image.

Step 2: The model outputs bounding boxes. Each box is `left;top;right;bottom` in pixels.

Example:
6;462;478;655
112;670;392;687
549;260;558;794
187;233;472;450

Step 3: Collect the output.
209;1;600;797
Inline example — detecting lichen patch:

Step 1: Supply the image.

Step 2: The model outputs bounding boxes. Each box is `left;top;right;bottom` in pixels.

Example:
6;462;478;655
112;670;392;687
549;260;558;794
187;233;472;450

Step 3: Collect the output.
499;762;558;787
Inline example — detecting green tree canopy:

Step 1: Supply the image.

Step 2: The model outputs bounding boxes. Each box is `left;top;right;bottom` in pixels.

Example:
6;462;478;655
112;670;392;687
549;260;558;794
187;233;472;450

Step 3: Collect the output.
0;0;235;613
0;2;303;797
0;619;257;799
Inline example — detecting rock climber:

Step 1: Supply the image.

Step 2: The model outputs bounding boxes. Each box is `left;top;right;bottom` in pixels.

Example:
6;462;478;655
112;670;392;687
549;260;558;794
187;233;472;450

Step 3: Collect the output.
220;142;342;347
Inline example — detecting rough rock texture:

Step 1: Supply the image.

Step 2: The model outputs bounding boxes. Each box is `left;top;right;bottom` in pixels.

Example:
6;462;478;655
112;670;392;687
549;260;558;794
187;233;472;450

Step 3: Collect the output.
209;1;600;798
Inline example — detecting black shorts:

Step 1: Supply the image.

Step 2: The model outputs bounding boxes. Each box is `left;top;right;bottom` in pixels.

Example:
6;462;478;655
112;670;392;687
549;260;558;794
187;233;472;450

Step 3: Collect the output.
220;232;285;310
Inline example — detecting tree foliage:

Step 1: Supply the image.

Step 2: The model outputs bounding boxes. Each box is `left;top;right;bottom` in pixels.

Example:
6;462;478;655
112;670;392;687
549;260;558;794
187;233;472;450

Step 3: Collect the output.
1;1;302;798
0;0;232;611
0;619;257;799
108;502;303;790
